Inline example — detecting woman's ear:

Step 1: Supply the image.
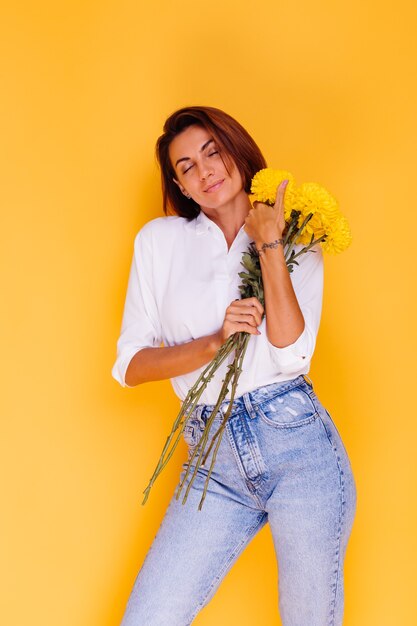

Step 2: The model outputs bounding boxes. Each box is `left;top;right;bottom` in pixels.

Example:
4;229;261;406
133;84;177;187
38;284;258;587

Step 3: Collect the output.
173;177;190;197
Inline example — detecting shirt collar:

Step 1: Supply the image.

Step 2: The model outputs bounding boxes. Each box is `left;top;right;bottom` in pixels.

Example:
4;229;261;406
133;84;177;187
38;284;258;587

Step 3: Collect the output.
194;210;249;240
195;210;214;234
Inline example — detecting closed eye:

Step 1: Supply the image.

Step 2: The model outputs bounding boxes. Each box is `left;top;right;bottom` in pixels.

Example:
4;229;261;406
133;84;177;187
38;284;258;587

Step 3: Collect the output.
183;151;219;174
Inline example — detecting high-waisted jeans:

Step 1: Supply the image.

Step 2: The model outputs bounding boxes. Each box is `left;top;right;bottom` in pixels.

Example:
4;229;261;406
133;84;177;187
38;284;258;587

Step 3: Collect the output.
119;374;357;626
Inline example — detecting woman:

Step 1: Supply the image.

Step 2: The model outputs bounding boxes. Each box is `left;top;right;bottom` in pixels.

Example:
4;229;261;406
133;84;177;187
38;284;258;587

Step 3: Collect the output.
112;106;357;626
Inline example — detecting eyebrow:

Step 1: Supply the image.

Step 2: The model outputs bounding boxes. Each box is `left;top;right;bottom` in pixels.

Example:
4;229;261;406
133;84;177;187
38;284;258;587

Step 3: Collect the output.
175;139;215;167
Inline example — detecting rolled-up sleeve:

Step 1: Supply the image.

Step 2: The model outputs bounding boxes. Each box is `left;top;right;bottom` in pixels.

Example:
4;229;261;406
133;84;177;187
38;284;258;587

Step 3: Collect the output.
267;243;324;375
111;227;163;388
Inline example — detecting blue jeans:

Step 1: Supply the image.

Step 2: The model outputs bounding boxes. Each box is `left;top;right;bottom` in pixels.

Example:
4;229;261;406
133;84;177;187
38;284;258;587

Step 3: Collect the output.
120;375;357;626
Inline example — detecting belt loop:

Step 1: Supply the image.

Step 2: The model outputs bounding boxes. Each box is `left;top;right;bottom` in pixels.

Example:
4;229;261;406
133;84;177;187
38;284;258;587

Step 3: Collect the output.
303;374;314;388
242;392;257;420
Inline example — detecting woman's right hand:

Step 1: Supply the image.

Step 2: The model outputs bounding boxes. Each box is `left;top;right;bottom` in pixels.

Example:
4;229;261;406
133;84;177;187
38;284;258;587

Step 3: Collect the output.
214;297;264;346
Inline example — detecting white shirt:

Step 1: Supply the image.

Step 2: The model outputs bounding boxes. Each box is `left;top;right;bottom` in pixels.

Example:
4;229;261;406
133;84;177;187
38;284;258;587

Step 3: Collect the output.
111;210;324;404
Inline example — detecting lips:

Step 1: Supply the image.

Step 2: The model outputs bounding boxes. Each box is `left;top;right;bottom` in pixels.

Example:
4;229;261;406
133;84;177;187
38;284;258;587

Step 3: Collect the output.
204;179;224;192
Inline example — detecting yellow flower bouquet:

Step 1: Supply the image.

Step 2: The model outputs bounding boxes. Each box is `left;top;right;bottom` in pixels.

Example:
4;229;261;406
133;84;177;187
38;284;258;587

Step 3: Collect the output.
142;168;352;510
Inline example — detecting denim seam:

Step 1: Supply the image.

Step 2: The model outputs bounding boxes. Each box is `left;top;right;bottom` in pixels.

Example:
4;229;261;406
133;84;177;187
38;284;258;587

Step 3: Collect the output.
319;414;346;626
254;381;308;405
249;377;310;405
240;414;268;479
257;406;319;429
225;422;265;509
254;381;316;412
188;511;267;622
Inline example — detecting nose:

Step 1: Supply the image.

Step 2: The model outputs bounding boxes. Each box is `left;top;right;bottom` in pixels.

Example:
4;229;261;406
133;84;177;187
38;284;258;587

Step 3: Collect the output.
197;161;213;181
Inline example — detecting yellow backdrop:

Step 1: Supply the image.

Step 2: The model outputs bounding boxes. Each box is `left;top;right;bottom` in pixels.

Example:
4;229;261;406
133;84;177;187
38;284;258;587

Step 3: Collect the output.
1;1;416;624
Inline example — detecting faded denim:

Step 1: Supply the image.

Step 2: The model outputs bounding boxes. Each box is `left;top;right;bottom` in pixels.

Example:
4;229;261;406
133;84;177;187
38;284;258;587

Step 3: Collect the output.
119;374;357;626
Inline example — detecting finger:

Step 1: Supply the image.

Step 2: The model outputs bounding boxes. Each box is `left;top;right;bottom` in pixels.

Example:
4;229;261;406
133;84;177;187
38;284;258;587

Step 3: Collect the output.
274;179;289;210
226;314;259;327
226;312;262;327
229;323;261;336
275;179;289;204
252;200;268;209
232;296;263;309
227;304;263;325
238;297;264;316
228;300;264;321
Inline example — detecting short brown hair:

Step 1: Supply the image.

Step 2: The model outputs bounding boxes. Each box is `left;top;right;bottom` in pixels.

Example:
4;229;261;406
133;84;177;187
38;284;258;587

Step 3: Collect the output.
155;105;267;219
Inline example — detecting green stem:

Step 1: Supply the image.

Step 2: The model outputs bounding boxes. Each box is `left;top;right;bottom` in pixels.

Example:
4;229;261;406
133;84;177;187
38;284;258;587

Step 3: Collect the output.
282;211;301;247
141;335;236;504
288;233;327;263
176;357;237;502
176;335;244;503
284;212;313;263
197;333;250;510
201;334;250;463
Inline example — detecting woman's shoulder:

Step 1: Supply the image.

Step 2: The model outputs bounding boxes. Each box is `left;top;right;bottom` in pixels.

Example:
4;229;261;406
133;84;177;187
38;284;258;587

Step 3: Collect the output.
134;215;193;243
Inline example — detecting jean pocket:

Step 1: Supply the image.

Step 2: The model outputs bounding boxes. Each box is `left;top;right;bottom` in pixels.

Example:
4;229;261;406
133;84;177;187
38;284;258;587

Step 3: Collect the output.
256;384;319;428
183;411;222;450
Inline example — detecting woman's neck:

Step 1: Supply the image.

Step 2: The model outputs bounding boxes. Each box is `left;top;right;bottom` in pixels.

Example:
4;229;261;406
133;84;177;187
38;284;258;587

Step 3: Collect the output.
200;193;253;249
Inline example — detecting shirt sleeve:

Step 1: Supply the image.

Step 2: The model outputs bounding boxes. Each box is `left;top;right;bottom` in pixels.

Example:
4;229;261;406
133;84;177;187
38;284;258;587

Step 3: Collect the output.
266;242;324;375
111;227;163;388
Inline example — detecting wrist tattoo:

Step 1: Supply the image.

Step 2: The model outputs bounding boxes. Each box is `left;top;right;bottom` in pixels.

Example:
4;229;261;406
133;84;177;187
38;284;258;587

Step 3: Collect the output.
256;238;284;256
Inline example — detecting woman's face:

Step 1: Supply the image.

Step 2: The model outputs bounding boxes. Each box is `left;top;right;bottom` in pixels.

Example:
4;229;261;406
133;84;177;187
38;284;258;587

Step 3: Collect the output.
169;124;245;210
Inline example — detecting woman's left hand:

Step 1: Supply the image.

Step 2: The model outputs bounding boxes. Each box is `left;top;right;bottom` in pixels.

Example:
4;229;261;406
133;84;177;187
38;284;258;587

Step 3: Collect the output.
244;179;288;246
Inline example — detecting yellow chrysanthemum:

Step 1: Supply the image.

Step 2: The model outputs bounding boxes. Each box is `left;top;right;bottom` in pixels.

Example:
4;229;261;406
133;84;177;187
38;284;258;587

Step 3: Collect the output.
296;212;327;246
250;168;297;221
320;215;352;254
291;182;340;223
289;182;350;251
